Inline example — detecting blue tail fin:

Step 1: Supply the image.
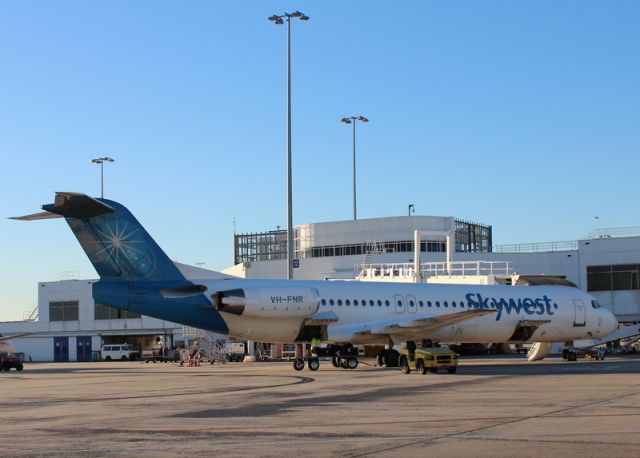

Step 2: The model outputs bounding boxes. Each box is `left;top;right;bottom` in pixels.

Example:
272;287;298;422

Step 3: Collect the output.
43;192;185;283
17;192;228;334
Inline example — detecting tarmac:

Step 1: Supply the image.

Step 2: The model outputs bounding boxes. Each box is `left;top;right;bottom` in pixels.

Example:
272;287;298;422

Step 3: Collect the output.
1;355;640;457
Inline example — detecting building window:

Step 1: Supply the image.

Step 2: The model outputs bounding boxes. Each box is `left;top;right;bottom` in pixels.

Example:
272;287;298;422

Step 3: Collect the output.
587;264;640;292
49;301;79;321
94;302;141;320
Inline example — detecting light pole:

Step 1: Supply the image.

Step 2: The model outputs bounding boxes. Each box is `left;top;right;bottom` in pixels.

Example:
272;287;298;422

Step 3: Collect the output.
91;156;114;199
269;11;309;280
340;116;368;220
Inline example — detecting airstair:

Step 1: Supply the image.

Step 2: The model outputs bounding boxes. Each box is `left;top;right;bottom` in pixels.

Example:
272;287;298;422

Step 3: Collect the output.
182;327;227;364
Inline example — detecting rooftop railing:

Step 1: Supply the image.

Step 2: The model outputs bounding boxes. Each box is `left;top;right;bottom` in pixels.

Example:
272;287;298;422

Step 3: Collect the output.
358;260;512;280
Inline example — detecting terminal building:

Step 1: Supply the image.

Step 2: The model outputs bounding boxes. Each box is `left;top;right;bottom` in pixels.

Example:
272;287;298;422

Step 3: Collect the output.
2;214;639;361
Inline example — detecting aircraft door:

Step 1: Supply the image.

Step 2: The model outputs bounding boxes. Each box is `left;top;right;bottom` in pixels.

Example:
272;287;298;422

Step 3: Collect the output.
394;295;405;314
406;295;417;314
573;299;586;327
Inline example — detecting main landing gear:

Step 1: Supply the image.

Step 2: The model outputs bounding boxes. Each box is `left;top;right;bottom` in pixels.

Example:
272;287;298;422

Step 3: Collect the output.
292;344;359;371
293;357;320;371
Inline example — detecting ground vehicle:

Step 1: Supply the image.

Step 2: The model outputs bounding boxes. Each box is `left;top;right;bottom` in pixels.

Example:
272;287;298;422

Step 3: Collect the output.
0;352;23;371
101;344;139;361
399;345;458;375
225;342;246;362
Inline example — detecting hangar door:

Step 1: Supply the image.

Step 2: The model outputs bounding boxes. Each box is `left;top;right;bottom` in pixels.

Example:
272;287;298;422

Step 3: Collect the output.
54;337;69;362
76;336;92;362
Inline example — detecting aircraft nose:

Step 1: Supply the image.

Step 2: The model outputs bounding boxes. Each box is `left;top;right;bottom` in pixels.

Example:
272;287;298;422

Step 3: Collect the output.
605;309;618;335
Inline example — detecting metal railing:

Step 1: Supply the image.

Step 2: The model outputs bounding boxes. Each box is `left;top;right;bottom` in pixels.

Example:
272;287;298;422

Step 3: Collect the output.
495;227;640;253
358;260;511;280
22;306;39;321
581;226;640;240
494;241;578;253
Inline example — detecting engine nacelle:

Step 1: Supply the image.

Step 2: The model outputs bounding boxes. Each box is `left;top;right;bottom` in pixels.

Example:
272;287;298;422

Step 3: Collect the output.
213;286;319;319
527;342;552;361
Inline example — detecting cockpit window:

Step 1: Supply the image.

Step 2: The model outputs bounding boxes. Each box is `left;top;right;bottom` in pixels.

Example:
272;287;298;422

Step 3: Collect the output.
591;300;602;309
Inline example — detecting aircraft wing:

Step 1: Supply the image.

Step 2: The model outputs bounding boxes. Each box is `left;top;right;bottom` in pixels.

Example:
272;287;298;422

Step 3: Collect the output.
366;309;497;335
328;309;496;342
0;332;31;343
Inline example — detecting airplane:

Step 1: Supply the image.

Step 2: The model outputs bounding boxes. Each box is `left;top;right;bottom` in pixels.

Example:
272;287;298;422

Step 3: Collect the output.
0;333;31;354
13;192;619;371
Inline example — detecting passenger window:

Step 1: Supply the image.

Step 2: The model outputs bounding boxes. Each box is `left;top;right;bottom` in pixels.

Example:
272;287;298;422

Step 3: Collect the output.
444;301;448;308
452;301;456;308
113;346;120;351
354;300;358;306
345;300;350;306
384;300;390;307
419;301;424;307
377;300;382;306
369;300;374;306
460;301;465;308
436;301;440;308
321;299;326;305
329;299;335;306
409;300;415;307
427;301;432;307
397;300;403;307
338;299;343;306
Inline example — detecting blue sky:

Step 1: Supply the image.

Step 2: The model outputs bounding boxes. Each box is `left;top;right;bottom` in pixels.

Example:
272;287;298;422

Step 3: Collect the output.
1;1;639;320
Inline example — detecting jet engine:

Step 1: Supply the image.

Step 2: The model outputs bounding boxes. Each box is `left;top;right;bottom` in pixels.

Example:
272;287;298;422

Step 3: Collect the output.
212;286;319;319
527;342;552;361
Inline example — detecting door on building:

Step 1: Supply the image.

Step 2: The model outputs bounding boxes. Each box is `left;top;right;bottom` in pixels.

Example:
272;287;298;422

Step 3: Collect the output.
76;336;92;362
54;337;69;362
573;299;586;327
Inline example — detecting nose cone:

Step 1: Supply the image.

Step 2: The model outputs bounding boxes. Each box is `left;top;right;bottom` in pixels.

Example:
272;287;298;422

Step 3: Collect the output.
604;309;618;335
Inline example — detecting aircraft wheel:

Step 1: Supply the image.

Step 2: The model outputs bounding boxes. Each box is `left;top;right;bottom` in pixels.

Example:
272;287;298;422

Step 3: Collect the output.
293;358;305;371
416;359;427;375
331;356;340;368
347;357;358;370
308;358;320;371
400;356;410;374
447;366;457;374
386;349;400;367
567;351;577;362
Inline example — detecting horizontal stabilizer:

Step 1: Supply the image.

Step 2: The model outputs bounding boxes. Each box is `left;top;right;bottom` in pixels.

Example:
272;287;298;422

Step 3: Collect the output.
10;211;62;221
42;192;115;218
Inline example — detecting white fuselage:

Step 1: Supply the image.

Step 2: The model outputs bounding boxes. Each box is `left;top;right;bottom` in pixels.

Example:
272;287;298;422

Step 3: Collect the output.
200;278;618;345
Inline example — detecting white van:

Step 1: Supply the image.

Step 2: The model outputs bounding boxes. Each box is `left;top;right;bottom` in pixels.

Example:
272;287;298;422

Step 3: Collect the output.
101;344;139;361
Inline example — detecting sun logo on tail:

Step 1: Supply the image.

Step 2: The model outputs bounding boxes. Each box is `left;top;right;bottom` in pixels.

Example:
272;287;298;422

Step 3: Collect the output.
91;218;158;280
